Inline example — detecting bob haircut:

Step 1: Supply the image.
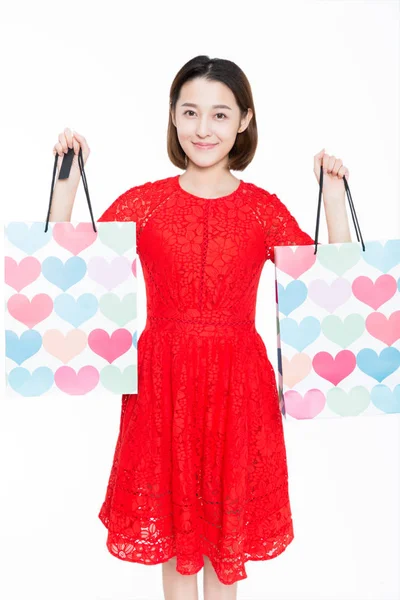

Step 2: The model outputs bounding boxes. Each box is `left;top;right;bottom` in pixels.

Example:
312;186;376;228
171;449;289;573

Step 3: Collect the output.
167;55;258;172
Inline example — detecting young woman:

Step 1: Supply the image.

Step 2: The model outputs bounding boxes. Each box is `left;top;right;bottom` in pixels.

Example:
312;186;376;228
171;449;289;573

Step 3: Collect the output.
50;55;351;600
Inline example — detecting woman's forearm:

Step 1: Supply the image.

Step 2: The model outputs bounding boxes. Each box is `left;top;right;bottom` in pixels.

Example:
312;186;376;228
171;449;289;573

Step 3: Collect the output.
323;197;352;244
48;177;79;222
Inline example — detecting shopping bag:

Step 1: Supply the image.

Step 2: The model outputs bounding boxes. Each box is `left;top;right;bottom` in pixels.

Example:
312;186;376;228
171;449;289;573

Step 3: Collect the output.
275;165;400;420
4;148;139;397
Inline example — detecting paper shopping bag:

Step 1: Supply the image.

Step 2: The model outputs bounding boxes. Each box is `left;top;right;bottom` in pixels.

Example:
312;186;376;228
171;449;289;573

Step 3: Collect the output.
4;148;139;397
275;166;400;420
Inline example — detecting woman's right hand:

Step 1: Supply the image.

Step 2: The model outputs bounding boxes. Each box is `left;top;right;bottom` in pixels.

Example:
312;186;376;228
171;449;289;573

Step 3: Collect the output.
52;127;90;185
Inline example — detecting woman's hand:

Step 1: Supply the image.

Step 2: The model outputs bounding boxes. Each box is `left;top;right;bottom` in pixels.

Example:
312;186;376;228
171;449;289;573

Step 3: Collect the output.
52;127;90;185
313;148;350;204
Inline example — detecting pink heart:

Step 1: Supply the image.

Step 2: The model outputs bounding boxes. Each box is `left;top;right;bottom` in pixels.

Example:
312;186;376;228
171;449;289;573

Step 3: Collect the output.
132;257;137;278
308;278;351;313
5;257;41;292
313;350;356;385
43;329;88;363
366;311;400;346
7;294;53;328
352;275;397;310
88;328;132;363
54;365;99;395
53;222;98;255
282;353;312;387
275;246;317;278
284;389;326;419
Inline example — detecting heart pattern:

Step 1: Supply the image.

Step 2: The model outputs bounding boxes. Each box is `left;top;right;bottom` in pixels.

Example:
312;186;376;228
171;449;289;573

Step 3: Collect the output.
275;238;400;420
42;256;87;291
275;245;316;279
321;314;365;348
284;389;326;419
361;240;400;273
100;365;137;394
281;353;312;387
352;275;397;309
357;347;400;382
308;278;351;313
54;293;98;327
371;384;400;414
317;243;361;276
5;257;41;291
8;367;54;396
327;386;370;417
54;366;99;395
313;350;357;385
4;221;138;396
99;293;136;326
52;222;98;255
6;222;52;254
98;222;136;255
280;317;321;351
366;311;400;345
6;330;42;364
277;280;308;316
88;329;133;363
88;256;133;290
8;294;53;328
42;329;88;363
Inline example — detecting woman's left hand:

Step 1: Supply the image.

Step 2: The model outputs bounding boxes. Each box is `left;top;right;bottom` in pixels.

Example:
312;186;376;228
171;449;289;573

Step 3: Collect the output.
313;148;350;203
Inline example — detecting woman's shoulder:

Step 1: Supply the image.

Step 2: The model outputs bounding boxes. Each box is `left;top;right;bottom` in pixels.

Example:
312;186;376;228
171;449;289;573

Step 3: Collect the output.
122;175;177;197
241;179;283;208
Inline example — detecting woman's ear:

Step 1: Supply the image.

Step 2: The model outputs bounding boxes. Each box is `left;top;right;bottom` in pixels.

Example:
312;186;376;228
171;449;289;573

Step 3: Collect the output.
238;108;253;133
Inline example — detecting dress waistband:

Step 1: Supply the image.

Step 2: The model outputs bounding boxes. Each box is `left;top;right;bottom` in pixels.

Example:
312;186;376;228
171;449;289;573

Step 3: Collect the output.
145;314;256;336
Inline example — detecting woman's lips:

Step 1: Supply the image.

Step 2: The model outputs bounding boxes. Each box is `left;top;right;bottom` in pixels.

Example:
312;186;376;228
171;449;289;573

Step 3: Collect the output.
193;143;218;150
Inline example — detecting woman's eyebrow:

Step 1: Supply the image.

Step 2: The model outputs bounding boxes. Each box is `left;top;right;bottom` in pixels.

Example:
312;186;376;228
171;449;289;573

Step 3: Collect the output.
180;102;232;110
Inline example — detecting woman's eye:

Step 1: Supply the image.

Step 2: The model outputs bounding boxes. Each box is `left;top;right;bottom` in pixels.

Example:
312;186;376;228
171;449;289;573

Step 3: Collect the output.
183;110;227;120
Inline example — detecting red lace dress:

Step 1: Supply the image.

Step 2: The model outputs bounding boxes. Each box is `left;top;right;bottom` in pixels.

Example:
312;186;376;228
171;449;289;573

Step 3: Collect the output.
97;174;314;585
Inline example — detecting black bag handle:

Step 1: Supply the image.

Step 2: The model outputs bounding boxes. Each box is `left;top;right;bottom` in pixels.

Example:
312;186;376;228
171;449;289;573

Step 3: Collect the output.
44;146;97;233
313;164;365;254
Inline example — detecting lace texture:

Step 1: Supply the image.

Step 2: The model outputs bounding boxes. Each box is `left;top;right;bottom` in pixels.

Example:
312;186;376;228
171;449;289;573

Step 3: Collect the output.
97;175;315;585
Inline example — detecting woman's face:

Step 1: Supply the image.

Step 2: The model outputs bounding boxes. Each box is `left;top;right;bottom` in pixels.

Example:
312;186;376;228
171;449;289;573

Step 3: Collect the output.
171;77;252;169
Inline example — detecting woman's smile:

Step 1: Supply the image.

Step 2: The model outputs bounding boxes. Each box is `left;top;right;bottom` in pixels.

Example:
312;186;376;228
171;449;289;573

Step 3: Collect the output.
192;142;218;149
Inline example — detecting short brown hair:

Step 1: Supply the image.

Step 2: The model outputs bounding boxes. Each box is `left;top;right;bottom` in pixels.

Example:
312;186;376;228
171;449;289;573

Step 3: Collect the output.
167;55;258;172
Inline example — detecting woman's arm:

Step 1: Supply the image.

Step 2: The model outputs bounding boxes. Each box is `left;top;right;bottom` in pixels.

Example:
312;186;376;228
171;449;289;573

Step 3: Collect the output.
314;148;352;244
323;196;352;244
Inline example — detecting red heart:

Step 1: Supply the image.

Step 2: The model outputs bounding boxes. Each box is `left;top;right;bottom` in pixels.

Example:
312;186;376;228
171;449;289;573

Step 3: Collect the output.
88;329;133;363
313;350;356;386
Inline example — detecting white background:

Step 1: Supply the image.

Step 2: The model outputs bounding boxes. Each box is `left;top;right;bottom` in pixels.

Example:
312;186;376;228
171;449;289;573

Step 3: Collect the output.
0;1;399;599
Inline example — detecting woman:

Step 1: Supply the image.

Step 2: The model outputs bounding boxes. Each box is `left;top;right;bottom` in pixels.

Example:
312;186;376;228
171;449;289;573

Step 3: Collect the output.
50;55;351;600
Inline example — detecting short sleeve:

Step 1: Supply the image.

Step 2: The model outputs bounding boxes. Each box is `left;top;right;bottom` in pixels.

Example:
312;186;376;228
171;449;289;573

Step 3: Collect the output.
265;193;316;263
97;183;150;222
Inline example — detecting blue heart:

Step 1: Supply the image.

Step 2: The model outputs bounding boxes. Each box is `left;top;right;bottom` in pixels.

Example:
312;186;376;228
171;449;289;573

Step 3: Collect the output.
6;330;42;365
277;280;308;316
357;347;400;382
361;240;400;273
280;317;321;351
6;222;52;254
371;384;400;414
42;256;87;291
54;293;98;327
8;366;54;396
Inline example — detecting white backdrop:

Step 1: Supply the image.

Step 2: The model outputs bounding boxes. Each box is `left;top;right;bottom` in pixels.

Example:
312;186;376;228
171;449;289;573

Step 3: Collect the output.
0;1;399;599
